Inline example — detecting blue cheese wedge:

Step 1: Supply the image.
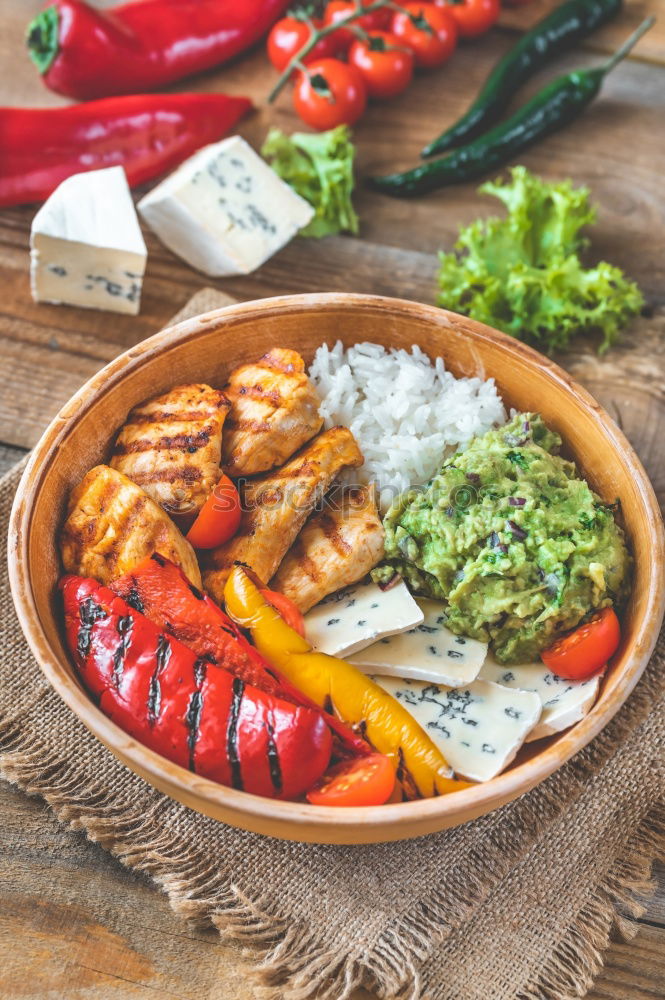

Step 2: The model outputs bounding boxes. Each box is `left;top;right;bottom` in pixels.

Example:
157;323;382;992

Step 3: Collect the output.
30;166;147;315
304;581;424;658
479;656;601;742
373;676;541;782
138;136;314;277
348;599;487;686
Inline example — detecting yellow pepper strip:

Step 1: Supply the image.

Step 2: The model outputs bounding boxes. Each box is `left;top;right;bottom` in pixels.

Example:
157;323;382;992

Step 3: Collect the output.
224;565;470;799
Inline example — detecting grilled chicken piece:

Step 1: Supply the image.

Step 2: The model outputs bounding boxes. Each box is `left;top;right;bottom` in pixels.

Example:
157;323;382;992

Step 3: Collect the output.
203;427;363;603
271;486;385;613
61;465;202;588
110;384;230;518
222;348;323;477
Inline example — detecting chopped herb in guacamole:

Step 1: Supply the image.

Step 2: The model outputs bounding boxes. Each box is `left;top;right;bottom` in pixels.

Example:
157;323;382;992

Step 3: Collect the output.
373;413;631;663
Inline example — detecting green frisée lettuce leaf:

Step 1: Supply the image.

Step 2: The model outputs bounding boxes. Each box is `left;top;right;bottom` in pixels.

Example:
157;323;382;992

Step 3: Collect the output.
437;167;644;354
261;125;359;238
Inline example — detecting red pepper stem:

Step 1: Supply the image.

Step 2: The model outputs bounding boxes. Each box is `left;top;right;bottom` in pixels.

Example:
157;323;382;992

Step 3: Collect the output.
267;0;410;102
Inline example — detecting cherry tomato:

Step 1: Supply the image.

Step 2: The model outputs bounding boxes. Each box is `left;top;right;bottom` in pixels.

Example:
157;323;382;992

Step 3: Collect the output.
541;607;620;681
267;16;342;72
306;752;396;807
261;589;306;638
391;3;458;69
293;58;367;130
186;475;241;549
348;30;414;99
434;0;500;39
324;0;392;49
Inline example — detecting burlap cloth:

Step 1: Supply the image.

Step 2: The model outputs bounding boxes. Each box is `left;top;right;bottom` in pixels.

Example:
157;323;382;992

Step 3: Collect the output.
2;290;664;1000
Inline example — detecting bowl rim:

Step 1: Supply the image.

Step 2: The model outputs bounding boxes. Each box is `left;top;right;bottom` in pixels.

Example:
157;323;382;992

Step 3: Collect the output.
8;292;665;840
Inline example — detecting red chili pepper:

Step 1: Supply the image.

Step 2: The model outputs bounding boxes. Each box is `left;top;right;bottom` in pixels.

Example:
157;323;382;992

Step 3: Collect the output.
61;574;333;800
110;555;370;759
27;0;291;100
0;93;252;209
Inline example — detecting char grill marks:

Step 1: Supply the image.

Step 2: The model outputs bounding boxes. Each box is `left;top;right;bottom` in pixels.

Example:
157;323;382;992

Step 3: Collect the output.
147;634;172;723
77;597;108;658
112;614;133;688
271;485;385;613
202;426;364;603
265;719;283;793
60;464;202;589
185;657;208;772
226;677;245;790
222;348;323;477
110;383;230;517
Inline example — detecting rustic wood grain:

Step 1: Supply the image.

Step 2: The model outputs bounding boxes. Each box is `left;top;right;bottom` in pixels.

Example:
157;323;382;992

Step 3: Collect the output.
1;0;664;995
499;0;665;66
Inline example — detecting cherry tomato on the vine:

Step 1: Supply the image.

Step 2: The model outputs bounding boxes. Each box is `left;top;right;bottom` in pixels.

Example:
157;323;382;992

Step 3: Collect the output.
260;589;306;638
267;16;341;72
391;3;458;69
306;753;396;807
324;0;392;50
293;58;367;130
348;30;414;99
434;0;500;39
541;607;621;681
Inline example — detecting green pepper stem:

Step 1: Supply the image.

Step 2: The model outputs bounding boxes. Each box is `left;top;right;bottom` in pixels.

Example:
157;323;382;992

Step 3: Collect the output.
601;16;655;75
26;5;60;75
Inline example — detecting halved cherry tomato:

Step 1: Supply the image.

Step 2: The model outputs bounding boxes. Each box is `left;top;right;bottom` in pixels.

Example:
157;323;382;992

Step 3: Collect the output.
541;607;620;680
306;752;396;807
267;16;342;72
348;31;414;99
391;3;458;69
324;0;392;50
261;589;306;638
186;474;241;550
434;0;500;39
293;58;367;130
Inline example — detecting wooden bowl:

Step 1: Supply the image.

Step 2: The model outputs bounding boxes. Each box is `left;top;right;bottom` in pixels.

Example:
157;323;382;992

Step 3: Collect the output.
8;294;665;844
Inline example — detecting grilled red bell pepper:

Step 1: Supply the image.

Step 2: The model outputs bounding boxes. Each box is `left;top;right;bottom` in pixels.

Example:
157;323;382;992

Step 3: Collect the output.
61;574;332;800
110;554;370;758
27;0;291;100
0;92;252;208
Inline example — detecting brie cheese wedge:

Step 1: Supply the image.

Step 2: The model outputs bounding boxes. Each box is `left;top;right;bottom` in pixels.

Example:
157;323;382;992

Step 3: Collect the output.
374;676;542;782
138;136;314;277
304;581;424;658
30;166;147;315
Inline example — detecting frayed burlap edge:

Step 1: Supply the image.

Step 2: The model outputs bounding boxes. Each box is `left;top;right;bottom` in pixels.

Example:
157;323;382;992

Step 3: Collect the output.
519;802;665;1000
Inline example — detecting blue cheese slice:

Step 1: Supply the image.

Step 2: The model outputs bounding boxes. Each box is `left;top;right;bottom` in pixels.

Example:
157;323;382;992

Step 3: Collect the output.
30;166;147;315
373;676;542;782
348;599;487;686
304;581;424;658
479;656;601;742
138;136;314;277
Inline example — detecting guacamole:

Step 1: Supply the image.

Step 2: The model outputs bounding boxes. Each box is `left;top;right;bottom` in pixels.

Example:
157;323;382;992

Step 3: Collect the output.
374;413;631;663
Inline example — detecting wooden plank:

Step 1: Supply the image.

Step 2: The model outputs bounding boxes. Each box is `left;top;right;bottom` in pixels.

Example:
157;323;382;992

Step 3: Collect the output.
499;0;665;66
1;782;663;1000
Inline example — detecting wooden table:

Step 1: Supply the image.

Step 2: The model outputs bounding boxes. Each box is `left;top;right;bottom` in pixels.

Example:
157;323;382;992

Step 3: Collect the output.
1;2;664;996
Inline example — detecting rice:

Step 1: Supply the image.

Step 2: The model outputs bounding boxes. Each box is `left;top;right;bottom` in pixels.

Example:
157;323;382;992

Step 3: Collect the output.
309;341;506;510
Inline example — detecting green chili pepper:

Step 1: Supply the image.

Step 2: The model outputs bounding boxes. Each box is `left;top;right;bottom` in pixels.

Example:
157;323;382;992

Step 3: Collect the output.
369;17;654;199
422;0;623;158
